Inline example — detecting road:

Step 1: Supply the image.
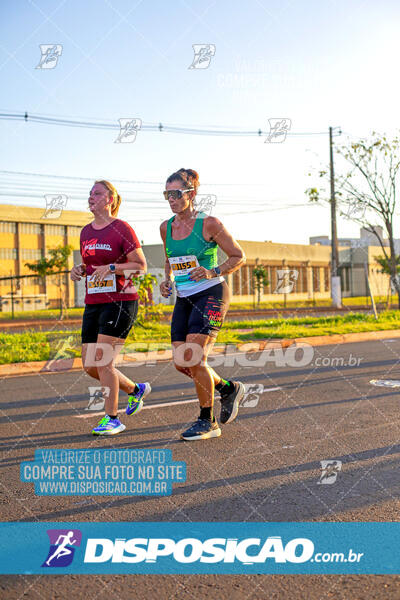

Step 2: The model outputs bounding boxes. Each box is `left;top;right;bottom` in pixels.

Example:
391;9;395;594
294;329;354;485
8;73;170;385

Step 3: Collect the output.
1;338;400;598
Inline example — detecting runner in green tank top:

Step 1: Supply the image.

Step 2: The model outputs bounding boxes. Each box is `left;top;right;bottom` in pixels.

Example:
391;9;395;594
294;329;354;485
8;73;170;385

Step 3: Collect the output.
159;168;246;441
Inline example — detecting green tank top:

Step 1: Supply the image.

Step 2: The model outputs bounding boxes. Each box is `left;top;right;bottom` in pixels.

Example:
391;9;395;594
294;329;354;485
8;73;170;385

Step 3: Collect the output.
165;212;220;296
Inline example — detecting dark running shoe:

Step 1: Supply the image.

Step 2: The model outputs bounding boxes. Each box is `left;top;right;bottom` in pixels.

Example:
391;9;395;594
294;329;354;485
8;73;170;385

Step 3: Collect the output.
219;381;245;424
181;417;221;441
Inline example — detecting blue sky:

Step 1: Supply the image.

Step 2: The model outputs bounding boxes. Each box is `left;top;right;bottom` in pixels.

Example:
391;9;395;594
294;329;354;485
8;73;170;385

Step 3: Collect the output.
1;0;399;244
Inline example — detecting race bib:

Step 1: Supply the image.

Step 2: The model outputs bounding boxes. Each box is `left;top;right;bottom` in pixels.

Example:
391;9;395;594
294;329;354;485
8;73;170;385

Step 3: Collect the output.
87;273;117;294
168;255;199;277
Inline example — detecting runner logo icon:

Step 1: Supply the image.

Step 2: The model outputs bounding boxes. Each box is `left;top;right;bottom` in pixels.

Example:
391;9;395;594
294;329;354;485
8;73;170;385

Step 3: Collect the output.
42;529;82;567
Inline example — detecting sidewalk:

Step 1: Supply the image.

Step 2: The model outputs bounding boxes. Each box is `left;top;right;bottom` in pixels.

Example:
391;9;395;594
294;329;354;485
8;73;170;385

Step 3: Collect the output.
1;328;400;378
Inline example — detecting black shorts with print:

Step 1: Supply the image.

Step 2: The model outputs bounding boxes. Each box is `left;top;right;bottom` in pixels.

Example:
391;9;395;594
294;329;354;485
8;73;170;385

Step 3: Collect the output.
171;281;230;342
81;300;138;343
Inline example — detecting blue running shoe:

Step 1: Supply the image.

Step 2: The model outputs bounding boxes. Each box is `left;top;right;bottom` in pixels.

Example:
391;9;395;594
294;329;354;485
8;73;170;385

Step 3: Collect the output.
92;415;126;436
126;382;151;416
181;417;221;441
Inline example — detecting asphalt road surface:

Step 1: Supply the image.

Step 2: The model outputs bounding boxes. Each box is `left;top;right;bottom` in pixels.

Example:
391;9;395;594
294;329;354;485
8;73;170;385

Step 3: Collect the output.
2;338;400;598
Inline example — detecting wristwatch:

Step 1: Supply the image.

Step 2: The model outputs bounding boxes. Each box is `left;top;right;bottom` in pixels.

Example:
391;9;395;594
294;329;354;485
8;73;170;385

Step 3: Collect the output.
213;266;221;276
109;264;116;273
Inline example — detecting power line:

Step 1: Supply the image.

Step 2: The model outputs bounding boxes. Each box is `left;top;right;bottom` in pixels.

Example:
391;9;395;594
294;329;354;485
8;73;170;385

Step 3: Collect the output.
0;169;268;186
0;111;328;138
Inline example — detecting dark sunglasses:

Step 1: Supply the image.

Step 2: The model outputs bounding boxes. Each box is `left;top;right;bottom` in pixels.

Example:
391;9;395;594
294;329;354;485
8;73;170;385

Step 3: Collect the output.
163;188;194;200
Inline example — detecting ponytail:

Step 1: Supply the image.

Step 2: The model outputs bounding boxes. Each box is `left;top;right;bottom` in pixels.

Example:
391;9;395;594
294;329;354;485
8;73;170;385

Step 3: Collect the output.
166;168;200;195
95;180;121;216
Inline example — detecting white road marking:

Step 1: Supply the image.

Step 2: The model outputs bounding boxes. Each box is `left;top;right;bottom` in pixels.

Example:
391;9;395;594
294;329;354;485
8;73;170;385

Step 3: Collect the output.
370;379;400;388
74;387;282;419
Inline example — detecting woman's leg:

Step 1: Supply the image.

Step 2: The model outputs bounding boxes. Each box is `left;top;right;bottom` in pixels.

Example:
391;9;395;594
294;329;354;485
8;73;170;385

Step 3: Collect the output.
173;333;217;411
172;340;222;386
82;343;137;394
89;333;126;416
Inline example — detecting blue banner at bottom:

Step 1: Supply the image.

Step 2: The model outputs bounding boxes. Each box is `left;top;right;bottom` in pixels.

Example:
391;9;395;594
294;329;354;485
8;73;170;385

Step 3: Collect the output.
0;522;398;574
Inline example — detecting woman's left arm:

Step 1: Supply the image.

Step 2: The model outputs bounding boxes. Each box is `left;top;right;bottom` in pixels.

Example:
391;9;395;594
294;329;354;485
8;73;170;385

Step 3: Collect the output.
189;217;246;282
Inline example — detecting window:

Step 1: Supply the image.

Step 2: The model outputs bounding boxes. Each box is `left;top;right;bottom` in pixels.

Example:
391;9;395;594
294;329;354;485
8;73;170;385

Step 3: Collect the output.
0;248;17;259
232;270;241;295
20;249;42;260
263;266;272;294
269;266;278;293
68;226;82;237
0;221;16;233
241;266;250;295
294;265;307;293
21;223;41;234
249;265;255;295
22;276;42;286
340;266;351;293
312;267;321;293
324;267;330;291
46;224;65;236
286;265;302;293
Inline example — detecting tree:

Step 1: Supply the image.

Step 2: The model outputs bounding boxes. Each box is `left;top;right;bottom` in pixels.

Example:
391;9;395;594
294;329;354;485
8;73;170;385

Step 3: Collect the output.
253;264;269;307
128;272;163;327
25;245;73;319
375;254;400;308
307;132;400;307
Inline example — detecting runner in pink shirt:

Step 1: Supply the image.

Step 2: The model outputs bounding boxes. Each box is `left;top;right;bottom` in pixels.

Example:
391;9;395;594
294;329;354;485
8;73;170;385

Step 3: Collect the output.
70;180;151;435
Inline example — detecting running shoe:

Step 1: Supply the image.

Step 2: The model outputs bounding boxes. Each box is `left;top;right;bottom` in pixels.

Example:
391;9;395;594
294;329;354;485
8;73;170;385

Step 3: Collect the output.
126;382;151;416
219;381;245;424
181;417;221;441
92;415;126;436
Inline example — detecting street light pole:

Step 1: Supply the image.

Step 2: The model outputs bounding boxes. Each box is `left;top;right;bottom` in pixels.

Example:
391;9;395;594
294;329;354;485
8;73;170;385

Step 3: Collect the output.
330;126;342;308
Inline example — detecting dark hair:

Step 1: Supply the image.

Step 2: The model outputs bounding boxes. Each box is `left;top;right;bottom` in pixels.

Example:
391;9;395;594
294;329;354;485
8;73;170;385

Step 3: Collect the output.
95;180;121;216
166;168;200;195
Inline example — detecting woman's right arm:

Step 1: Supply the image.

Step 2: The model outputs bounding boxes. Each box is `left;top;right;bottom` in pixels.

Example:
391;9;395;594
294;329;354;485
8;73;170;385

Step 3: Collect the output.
70;263;86;281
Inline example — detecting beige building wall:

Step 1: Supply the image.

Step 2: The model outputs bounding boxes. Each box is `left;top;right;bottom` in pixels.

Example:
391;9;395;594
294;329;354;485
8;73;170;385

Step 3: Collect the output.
0;204;91;311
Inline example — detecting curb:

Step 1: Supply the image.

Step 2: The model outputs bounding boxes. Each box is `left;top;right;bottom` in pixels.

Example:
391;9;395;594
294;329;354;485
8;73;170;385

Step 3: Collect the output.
1;328;400;378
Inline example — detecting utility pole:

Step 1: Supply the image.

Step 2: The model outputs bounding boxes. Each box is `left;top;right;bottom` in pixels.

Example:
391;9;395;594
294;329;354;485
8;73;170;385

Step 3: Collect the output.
330;126;342;308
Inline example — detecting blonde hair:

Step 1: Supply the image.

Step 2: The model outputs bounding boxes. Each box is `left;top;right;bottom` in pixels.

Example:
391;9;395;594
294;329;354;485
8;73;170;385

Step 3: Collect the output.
95;180;121;216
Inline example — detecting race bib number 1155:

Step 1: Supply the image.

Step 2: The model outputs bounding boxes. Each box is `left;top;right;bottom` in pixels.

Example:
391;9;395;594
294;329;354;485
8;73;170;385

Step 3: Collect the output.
168;255;199;277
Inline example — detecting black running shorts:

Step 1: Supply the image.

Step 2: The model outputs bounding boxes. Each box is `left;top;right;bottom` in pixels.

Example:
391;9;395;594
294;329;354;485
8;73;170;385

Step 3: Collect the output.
171;281;230;342
81;300;138;343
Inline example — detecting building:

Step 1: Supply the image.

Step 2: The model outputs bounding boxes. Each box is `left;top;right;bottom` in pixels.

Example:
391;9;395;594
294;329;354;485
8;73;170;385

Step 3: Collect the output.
135;240;333;305
0;204;91;312
310;229;393;298
310;226;400;252
4;204;373;310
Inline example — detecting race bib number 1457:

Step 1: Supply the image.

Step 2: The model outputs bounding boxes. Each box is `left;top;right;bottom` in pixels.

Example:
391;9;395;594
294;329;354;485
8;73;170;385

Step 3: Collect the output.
87;273;117;294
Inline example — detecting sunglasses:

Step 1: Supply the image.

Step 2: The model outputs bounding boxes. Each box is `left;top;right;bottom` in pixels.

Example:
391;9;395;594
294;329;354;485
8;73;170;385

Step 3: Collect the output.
163;188;194;200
